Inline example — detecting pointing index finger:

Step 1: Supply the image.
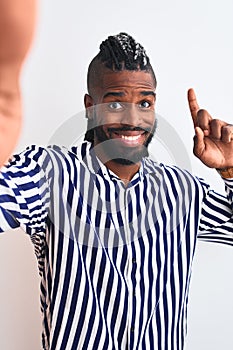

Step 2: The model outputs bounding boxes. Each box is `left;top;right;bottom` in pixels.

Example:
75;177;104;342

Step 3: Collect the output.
188;88;200;127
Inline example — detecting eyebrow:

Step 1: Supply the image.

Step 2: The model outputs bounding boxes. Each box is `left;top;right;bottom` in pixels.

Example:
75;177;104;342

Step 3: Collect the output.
103;91;156;99
140;91;156;97
103;92;125;99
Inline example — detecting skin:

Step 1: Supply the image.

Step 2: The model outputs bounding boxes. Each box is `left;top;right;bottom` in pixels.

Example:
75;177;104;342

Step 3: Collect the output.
84;70;157;183
188;88;233;170
85;69;233;182
0;0;36;167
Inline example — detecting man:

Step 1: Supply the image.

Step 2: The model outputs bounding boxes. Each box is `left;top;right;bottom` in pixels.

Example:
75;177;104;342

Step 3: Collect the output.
0;32;233;350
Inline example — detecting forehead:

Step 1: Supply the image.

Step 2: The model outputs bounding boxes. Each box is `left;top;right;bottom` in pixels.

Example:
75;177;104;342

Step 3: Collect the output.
92;70;156;99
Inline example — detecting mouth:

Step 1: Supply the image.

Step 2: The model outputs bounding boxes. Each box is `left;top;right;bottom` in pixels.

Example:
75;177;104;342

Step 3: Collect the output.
108;127;148;146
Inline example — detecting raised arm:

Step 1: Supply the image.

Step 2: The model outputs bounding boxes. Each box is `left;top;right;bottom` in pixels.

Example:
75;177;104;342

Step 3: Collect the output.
188;88;233;178
0;0;36;167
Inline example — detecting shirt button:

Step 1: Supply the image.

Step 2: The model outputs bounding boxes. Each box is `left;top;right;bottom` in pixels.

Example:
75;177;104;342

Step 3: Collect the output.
132;258;136;263
131;327;134;333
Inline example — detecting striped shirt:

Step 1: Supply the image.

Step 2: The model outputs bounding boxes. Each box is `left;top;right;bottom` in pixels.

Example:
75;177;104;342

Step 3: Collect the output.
0;140;233;350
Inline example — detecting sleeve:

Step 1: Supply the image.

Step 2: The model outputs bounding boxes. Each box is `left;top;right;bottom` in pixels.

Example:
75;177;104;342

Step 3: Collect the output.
0;145;52;236
197;177;233;245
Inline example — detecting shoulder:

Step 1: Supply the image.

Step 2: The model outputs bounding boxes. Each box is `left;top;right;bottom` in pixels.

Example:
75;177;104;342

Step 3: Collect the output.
0;142;94;188
5;142;85;166
1;145;69;179
2;141;91;173
144;157;193;179
6;145;49;168
144;157;209;193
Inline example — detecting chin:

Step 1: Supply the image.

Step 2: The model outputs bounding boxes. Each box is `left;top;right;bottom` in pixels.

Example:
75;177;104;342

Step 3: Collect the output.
101;142;149;165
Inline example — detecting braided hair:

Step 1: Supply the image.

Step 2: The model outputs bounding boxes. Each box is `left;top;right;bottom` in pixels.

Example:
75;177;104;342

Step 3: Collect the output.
85;32;156;142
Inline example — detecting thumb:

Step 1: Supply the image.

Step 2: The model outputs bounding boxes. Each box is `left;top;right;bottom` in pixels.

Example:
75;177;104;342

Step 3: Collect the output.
193;126;205;158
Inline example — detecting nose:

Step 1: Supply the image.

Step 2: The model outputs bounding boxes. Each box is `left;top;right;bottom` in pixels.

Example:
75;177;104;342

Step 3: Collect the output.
120;103;142;127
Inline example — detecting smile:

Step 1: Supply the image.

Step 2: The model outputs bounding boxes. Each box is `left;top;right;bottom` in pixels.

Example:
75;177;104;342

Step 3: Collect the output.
119;134;142;141
109;130;147;146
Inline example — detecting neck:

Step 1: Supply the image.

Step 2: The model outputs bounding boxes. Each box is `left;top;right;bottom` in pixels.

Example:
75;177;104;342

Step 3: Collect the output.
92;140;141;184
105;159;140;184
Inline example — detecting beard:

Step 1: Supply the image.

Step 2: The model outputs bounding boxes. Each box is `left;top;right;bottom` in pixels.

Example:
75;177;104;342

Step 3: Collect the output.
93;122;157;165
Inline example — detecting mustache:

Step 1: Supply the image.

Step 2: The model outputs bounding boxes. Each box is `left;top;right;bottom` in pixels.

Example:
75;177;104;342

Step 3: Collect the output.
107;126;151;133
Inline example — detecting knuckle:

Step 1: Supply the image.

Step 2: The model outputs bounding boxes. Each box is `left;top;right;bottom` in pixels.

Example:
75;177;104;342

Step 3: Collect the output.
197;108;206;115
190;106;197;112
210;119;222;129
197;109;209;124
211;118;221;124
222;125;232;133
226;124;233;129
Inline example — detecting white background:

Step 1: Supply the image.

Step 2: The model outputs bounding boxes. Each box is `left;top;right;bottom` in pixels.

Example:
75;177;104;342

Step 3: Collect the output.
0;0;233;348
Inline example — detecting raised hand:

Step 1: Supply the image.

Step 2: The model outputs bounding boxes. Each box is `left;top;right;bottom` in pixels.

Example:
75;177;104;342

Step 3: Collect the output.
188;88;233;169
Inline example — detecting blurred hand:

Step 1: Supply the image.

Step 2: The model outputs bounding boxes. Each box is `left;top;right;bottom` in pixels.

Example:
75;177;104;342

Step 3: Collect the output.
0;0;36;167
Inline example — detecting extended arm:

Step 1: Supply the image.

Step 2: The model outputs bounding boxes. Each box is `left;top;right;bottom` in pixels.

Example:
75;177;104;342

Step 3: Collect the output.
0;0;36;167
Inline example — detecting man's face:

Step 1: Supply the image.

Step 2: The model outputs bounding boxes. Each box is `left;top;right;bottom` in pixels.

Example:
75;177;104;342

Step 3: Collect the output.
85;69;157;165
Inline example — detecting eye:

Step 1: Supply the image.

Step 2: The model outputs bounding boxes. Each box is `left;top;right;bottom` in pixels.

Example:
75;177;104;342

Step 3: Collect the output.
108;102;123;110
139;100;151;108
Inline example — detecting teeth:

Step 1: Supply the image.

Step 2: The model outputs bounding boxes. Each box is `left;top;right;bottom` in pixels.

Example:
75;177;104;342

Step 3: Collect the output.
120;134;141;141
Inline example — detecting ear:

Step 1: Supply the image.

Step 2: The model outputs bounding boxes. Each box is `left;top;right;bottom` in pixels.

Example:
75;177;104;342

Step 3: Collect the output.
84;93;94;108
84;94;94;120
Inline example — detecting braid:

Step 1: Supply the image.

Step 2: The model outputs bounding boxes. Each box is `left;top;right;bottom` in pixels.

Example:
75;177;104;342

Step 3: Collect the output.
85;32;156;142
97;32;150;70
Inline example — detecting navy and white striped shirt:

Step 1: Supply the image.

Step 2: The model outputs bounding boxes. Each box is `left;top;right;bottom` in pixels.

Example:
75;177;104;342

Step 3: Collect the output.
0;141;233;350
